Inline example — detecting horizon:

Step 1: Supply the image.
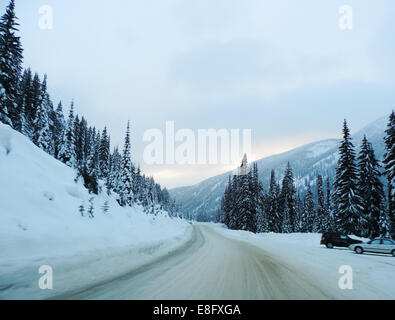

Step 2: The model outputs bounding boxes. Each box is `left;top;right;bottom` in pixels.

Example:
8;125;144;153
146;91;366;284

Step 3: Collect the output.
169;113;390;190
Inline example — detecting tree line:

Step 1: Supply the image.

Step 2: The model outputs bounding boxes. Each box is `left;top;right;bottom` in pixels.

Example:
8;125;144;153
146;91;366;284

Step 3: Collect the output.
219;116;395;238
0;0;180;216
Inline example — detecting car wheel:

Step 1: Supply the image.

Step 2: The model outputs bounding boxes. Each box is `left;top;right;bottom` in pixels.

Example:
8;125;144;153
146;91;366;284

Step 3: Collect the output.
392;250;395;257
355;247;363;254
326;243;333;249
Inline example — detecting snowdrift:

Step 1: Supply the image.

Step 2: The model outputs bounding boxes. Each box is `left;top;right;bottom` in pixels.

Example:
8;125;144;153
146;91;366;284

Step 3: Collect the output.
0;124;190;299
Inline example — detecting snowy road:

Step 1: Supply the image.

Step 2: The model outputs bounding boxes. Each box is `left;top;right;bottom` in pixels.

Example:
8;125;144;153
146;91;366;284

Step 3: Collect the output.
54;224;338;300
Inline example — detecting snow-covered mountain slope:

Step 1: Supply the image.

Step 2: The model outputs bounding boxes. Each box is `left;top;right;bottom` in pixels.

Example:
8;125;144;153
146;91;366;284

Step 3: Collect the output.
0;124;190;298
170;116;388;221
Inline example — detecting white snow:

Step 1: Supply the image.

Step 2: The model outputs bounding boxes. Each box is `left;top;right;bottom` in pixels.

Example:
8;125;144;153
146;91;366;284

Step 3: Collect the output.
306;140;338;158
0;124;191;299
213;225;395;300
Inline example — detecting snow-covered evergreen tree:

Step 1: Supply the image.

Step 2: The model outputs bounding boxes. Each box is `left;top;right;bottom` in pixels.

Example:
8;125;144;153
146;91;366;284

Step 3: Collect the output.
53;101;65;159
99;126;110;179
219;156;259;232
266;170;280;232
83;127;99;194
221;176;233;226
13;69;30;135
30;73;42;122
303;184;315;232
325;177;334;230
133;165;143;203
73;115;84;170
39;74;55;155
333;120;363;235
16;68;34;137
252;163;267;233
316;175;326;232
296;192;305;232
378;209;391;238
236;155;256;232
32;94;52;153
58;101;76;167
0;0;23;127
357;136;385;238
383;111;395;234
118;122;134;207
108;146;121;193
279;162;297;233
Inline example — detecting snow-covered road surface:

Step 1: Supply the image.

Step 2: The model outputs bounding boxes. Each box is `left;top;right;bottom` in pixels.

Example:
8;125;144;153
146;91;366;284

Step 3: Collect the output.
55;224;344;300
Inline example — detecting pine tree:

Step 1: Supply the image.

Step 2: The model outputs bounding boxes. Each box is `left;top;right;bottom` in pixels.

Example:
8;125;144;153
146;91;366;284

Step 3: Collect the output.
99;126;110;179
118;122;133;207
379;210;391;237
296;192;305;232
266;170;280;232
252;163;267;233
0;0;23;126
30;73;42;123
17;68;34;137
303;184;315;232
316;175;326;232
58;101;76;167
325;177;334;230
133;165;143;202
279;163;297;233
52;102;65;158
356;136;385;238
83;128;99;194
32;94;52;153
14;69;30;135
383;111;395;234
39;74;54;155
74;115;84;170
333;120;362;235
221;176;232;226
108;146;121;193
236;155;256;232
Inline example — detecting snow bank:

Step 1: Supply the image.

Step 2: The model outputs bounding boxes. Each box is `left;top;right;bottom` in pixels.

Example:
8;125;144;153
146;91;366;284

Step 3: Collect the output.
0;124;191;299
213;225;395;300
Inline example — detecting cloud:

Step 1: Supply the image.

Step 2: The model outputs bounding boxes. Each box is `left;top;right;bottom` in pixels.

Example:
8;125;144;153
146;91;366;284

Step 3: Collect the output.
168;38;372;102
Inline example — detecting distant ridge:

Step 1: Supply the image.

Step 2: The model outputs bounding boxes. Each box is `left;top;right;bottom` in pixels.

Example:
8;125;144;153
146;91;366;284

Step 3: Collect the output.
170;116;388;221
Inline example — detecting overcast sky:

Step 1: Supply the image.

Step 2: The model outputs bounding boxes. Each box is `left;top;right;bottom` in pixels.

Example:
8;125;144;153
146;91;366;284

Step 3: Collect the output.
12;0;395;188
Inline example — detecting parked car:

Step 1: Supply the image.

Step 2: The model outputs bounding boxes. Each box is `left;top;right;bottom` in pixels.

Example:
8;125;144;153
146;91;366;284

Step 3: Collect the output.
349;238;395;256
321;232;362;248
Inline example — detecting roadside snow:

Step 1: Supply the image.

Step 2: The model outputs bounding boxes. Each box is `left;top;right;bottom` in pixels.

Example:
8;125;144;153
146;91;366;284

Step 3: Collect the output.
0;124;191;299
213;225;395;300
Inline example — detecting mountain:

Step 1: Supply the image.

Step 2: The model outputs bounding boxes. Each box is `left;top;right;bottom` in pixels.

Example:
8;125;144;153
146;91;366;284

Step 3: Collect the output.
170;116;388;221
